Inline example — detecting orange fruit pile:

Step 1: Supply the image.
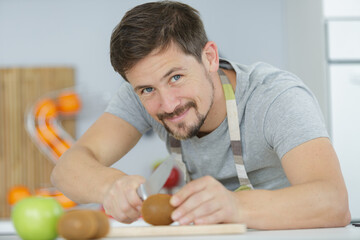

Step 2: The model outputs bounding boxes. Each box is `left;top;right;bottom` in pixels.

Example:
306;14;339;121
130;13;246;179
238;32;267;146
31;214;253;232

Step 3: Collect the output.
7;185;77;209
33;91;81;161
55;193;77;209
35;187;77;209
34;91;81;120
7;185;32;206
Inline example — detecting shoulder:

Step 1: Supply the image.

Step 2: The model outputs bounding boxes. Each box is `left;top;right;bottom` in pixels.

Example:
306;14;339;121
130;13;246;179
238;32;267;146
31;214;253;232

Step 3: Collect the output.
221;59;305;98
105;82;143;114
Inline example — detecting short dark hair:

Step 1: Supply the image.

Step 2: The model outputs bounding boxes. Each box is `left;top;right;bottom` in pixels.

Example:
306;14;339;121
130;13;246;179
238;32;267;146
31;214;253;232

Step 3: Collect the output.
110;1;209;81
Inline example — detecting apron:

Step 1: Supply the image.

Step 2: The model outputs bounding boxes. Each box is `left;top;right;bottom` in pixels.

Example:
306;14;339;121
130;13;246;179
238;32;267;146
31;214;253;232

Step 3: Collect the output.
168;69;253;191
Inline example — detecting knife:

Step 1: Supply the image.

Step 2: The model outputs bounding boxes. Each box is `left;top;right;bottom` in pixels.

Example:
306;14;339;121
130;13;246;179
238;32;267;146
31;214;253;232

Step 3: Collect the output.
137;155;175;200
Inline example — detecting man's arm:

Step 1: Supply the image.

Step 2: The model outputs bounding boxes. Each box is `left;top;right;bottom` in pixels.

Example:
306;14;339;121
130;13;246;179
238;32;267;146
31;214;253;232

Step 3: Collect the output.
170;137;351;229
51;112;145;222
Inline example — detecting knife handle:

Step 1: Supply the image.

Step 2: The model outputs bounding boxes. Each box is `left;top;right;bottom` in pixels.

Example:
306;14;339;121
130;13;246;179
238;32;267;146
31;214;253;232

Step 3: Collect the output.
137;184;147;201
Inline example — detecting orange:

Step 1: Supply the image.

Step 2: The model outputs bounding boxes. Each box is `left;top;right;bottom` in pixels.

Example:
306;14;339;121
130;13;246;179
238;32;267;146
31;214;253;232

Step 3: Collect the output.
55;193;77;209
7;185;32;206
56;91;81;114
34;98;58;119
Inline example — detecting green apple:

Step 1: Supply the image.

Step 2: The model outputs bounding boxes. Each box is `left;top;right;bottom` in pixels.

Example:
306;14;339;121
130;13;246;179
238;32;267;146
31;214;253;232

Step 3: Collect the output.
11;196;64;240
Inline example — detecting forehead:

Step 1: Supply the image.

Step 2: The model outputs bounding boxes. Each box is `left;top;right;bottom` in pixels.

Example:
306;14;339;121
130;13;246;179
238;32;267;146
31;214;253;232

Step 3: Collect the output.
126;43;199;85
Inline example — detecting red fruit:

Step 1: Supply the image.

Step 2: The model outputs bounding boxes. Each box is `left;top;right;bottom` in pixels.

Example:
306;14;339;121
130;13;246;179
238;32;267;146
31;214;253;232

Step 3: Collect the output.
163;168;180;189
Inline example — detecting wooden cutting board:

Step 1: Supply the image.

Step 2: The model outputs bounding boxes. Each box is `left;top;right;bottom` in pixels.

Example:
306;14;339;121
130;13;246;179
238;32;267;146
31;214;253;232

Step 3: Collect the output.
107;224;246;237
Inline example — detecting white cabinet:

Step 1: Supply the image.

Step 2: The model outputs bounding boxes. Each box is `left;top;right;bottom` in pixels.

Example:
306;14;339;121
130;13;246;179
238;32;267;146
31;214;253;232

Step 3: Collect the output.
327;20;360;61
328;64;360;221
326;19;360;220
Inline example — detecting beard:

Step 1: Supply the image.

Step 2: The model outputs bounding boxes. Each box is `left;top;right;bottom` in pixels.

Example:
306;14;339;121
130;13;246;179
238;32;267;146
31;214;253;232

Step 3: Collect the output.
156;73;214;140
157;101;206;140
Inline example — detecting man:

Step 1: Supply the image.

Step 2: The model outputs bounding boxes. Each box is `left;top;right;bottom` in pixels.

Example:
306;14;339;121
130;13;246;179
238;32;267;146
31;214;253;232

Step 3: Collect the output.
51;1;351;229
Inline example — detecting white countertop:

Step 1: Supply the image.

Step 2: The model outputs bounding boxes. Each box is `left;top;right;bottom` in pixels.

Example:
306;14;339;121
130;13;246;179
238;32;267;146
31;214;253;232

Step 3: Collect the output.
1;219;360;240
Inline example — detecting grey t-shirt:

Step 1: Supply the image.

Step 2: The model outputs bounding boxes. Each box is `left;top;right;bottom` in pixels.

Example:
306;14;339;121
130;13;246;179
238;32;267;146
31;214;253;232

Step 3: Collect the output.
105;59;329;191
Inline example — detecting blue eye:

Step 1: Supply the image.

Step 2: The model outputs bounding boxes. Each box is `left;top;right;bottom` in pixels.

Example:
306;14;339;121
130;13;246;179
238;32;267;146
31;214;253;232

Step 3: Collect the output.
171;75;181;82
142;87;154;94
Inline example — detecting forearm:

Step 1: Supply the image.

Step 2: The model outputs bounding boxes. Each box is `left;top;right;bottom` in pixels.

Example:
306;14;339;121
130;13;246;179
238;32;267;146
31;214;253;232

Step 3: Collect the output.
51;145;125;204
236;181;351;229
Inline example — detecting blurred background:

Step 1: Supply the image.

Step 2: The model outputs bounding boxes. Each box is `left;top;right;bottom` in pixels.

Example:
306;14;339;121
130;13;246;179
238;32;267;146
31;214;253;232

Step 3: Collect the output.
0;0;359;221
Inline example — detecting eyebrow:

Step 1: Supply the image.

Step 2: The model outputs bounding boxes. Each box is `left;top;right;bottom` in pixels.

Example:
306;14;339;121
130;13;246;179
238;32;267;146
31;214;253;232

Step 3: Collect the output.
133;67;185;92
162;67;184;80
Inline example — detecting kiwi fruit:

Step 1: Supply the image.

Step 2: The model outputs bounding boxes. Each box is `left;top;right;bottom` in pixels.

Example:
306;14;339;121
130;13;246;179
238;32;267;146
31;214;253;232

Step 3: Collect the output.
57;209;109;240
141;194;175;225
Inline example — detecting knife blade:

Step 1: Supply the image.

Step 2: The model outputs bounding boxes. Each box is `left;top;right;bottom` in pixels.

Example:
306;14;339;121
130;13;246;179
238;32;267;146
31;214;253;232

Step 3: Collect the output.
137;155;175;200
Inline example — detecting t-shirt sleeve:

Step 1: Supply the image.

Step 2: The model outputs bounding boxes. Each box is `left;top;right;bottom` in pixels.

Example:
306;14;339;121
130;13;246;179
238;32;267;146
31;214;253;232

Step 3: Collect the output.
263;86;329;159
104;82;152;134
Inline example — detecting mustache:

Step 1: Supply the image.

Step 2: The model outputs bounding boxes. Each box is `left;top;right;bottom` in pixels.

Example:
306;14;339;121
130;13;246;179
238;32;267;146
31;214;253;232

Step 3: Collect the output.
157;101;197;121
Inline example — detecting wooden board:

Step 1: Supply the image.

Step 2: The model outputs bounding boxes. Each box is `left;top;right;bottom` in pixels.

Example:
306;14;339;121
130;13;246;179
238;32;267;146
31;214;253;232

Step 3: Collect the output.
107;224;246;237
0;67;75;218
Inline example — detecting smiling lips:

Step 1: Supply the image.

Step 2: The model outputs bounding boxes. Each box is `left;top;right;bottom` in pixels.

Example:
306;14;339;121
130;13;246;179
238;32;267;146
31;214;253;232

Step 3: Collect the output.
157;101;197;123
166;108;190;123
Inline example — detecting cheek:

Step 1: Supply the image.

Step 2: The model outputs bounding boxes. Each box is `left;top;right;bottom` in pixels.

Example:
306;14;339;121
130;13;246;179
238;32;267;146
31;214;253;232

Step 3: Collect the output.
142;99;160;118
194;83;212;108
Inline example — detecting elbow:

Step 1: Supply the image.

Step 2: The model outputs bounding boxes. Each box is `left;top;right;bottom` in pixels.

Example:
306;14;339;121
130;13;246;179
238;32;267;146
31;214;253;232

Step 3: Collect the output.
342;209;352;227
331;207;351;228
333;203;351;227
336;187;352;227
327;189;352;227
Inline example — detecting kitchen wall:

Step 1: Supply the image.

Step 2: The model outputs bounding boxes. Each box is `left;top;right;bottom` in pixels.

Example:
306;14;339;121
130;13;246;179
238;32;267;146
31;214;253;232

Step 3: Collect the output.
0;0;287;177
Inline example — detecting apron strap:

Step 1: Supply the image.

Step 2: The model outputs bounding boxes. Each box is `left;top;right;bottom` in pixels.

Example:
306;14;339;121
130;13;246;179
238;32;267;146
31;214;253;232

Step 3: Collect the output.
169;136;190;183
218;69;253;190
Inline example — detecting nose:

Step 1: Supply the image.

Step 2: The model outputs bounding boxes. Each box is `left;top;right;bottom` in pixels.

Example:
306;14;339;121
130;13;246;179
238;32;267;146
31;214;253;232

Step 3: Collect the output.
158;89;180;113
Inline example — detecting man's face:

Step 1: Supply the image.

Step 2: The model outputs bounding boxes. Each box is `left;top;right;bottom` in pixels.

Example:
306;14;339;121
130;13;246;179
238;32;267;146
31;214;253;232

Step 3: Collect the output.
126;43;215;140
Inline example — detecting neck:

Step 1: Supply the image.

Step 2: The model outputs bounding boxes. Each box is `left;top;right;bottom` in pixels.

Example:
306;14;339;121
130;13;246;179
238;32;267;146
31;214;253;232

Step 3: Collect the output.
222;68;237;91
197;68;236;137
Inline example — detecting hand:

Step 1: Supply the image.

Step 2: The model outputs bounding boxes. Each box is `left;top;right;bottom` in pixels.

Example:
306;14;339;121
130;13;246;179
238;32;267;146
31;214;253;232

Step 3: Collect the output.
102;175;145;223
170;176;242;225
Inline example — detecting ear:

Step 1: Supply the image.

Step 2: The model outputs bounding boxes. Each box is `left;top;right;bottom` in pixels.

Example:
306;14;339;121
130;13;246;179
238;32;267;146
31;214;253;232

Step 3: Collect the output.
202;41;219;73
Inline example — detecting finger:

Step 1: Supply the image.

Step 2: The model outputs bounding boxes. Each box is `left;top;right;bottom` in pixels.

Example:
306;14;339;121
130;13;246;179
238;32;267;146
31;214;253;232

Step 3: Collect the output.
123;190;142;219
103;201;128;223
171;190;213;222
133;175;147;186
123;175;147;217
177;198;220;225
110;210;133;223
120;202;141;220
127;188;143;211
125;176;144;204
170;176;210;207
106;188;139;222
107;193;139;222
194;209;224;225
193;191;241;225
120;188;143;220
